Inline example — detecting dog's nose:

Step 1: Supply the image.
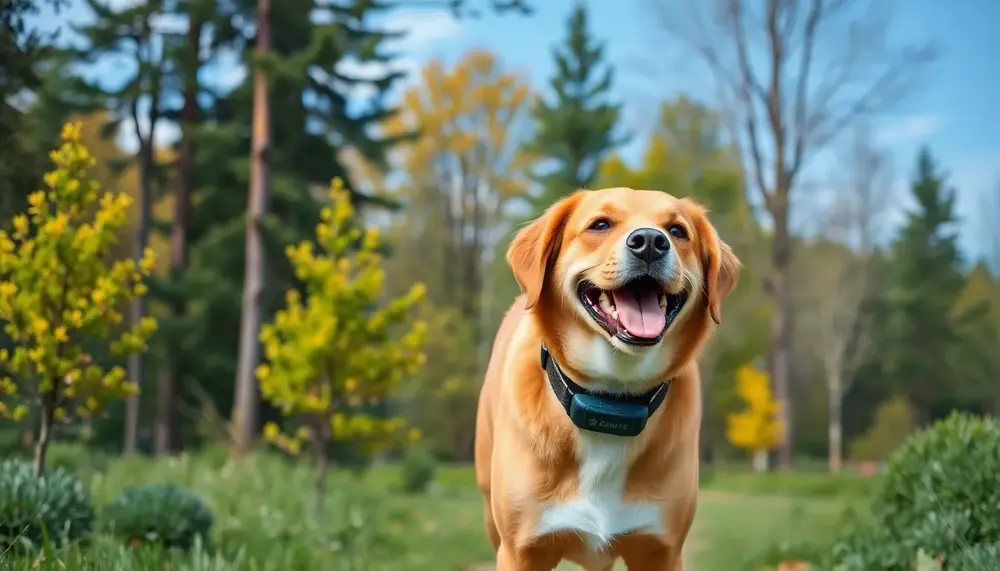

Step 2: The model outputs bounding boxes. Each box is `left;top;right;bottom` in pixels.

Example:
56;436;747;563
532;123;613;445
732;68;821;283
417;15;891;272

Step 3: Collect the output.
626;228;670;263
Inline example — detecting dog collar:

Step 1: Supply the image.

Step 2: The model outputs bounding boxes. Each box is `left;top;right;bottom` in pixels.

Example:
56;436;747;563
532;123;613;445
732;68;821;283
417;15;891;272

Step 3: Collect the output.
540;344;671;437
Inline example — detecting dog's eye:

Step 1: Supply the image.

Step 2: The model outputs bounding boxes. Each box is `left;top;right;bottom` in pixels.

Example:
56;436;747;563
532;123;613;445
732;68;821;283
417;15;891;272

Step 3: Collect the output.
588;218;612;232
668;224;688;240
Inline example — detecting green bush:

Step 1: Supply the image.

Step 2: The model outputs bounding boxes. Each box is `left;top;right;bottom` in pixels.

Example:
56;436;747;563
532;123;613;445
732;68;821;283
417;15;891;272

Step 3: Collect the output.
848;395;916;462
830;412;1000;570
101;484;214;549
399;444;436;494
876;412;1000;545
947;540;1000;570
46;442;110;480
0;459;95;552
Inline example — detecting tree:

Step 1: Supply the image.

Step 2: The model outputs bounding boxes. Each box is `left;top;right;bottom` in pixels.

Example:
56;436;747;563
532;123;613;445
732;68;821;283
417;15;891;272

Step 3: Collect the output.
381;50;533;369
526;2;624;207
797;125;892;472
595;97;767;463
726;362;783;472
148;0;211;455
0;0;67;226
950;263;1000;416
883;148;965;423
257;179;426;509
847;395;914;462
231;0;272;457
0;123;157;477
652;0;934;468
157;0;409;454
69;0;172;454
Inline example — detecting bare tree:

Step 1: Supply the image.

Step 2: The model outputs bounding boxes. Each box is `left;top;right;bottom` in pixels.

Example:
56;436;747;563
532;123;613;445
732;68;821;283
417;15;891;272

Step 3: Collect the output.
798;124;891;473
231;0;271;456
649;0;933;467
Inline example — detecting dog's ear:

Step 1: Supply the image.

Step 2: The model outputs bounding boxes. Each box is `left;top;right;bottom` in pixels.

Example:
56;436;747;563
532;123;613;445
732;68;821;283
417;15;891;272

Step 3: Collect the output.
686;201;740;325
507;192;584;309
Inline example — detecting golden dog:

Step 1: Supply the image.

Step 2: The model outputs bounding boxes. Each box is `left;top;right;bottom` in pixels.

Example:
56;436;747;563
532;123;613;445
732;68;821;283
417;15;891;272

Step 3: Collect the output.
474;187;739;571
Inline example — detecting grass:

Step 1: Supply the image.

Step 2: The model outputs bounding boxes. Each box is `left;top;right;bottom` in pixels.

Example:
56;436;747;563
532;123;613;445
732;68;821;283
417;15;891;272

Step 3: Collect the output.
0;448;868;571
688;491;856;570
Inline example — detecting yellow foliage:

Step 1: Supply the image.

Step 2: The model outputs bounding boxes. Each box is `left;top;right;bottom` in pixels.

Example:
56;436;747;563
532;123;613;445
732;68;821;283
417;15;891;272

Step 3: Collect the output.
381;50;535;203
256;178;427;456
0;122;158;424
725;363;784;453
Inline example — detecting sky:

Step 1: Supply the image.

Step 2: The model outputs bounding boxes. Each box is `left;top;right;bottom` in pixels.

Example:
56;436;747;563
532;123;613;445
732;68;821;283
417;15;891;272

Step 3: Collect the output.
30;0;1000;261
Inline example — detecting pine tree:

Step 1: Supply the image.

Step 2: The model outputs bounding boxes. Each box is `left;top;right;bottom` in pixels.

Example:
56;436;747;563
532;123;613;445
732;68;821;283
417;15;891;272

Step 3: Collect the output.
67;0;173;453
884;147;966;422
0;0;65;225
176;0;410;448
527;2;624;208
146;0;214;454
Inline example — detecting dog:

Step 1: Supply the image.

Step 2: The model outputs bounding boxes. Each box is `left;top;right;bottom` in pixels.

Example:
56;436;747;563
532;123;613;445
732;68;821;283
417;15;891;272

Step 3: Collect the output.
474;187;739;571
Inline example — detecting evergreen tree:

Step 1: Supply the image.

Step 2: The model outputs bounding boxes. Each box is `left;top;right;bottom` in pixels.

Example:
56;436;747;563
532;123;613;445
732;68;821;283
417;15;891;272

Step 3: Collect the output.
527;2;624;207
0;0;66;225
173;0;410;443
883;147;966;422
66;0;174;452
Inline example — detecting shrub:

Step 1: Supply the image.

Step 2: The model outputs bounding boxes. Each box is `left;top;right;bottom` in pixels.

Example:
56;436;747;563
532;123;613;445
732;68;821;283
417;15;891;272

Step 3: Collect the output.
947;540;1000;570
101;484;214;549
848;395;915;462
399;444;436;493
0;459;94;552
45;442;110;480
875;412;1000;546
831;412;1000;570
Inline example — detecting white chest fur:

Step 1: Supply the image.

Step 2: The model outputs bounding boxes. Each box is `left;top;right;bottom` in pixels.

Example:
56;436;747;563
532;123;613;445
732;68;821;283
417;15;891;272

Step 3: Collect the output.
533;432;664;551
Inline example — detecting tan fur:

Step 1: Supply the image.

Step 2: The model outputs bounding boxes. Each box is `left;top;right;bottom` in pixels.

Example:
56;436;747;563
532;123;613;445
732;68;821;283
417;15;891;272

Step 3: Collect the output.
475;187;739;571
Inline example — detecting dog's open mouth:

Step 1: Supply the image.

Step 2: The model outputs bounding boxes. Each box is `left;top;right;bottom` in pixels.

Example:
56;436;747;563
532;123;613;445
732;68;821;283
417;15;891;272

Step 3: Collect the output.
578;276;689;346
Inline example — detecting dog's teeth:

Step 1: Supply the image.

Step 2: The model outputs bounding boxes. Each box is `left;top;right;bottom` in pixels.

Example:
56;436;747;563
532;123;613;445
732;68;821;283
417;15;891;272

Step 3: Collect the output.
658;293;667;310
599;292;614;313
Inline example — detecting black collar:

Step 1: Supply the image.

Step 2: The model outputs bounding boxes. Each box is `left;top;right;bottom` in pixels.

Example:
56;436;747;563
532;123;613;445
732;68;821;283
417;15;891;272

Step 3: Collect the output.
541;344;671;437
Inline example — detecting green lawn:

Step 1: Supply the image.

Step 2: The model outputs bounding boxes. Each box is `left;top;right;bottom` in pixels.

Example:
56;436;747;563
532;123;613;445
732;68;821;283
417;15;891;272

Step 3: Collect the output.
0;449;865;571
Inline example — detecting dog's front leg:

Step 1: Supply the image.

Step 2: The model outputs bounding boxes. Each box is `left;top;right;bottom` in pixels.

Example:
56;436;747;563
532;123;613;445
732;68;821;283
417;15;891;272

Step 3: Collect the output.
496;544;560;571
621;545;683;571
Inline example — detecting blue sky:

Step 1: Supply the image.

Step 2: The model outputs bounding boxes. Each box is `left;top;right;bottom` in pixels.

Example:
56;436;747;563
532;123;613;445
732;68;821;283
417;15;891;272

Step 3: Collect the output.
32;0;1000;260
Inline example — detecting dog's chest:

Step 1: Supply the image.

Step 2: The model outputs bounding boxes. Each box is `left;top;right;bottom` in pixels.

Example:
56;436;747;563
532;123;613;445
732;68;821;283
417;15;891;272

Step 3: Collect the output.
533;434;663;551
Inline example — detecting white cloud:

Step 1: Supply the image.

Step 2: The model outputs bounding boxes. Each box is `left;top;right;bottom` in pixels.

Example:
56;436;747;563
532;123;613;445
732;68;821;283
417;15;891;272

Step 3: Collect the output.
877;114;943;143
385;10;461;48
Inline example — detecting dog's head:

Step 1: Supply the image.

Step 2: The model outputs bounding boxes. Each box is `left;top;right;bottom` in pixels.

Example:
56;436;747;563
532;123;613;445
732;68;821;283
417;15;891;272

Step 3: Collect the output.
507;187;739;388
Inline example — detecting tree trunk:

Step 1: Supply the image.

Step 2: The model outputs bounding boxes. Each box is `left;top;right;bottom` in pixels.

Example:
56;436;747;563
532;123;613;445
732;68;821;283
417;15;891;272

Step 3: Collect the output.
154;17;202;457
752;449;768;473
770;194;794;470
828;371;843;474
314;441;328;516
33;397;56;479
231;0;271;456
123;142;153;454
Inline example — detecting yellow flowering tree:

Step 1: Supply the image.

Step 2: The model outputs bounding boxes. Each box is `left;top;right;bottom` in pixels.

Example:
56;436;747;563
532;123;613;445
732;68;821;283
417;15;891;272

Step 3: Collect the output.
258;178;427;505
726;363;784;472
0;123;158;478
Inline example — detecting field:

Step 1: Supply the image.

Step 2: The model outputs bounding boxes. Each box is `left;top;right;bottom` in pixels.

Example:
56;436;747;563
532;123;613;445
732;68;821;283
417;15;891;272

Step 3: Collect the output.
0;448;870;571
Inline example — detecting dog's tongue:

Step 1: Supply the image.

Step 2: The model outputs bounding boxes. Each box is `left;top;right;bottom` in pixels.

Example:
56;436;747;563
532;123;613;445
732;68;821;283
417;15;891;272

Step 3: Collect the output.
611;285;666;339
